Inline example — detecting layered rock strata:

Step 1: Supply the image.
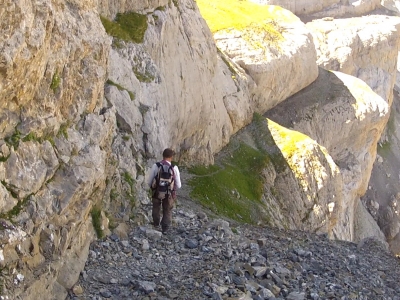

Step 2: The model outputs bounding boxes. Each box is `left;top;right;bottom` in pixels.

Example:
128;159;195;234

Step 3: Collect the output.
265;68;390;241
306;15;400;104
0;1;320;298
213;6;318;115
1;0;400;298
306;15;400;251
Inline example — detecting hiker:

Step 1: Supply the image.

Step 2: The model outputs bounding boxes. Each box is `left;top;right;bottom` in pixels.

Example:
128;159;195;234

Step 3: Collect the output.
147;148;181;234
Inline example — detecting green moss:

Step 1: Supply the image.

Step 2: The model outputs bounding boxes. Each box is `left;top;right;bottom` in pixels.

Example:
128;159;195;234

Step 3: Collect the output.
155;6;166;11
122;135;130;141
57;122;69;139
100;12;148;44
5;129;21;150
22;132;37;142
50;71;61;91
133;67;155;83
91;206;104;239
0;155;9;162
172;0;179;7
267;119;309;160
106;79;135;100
123;172;136;205
110;188;119;201
106;79;124;90
0;185;31;221
128;91;135;101
189;143;270;224
46;137;55;147
20;131;56;148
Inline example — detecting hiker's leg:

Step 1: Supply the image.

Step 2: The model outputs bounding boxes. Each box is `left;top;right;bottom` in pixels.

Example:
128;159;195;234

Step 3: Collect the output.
161;196;174;232
152;198;162;226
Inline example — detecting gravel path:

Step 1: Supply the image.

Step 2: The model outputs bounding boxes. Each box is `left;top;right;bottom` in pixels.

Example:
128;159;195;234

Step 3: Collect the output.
68;191;400;300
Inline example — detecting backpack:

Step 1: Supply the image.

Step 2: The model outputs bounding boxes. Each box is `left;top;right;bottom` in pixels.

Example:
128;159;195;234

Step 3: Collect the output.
151;161;175;200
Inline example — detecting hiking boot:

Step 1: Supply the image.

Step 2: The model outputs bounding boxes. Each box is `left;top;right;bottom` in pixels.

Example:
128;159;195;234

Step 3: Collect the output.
153;223;161;231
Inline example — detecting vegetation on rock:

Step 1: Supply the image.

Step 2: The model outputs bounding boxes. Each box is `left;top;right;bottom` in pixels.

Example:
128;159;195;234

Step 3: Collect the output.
196;0;291;46
91;206;104;239
132;67;155;83
189;142;270;224
5;129;21;150
106;80;135;100
100;12;148;44
50;71;61;91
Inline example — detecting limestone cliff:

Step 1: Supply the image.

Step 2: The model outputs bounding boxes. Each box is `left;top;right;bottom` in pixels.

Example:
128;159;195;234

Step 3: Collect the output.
265;69;390;241
0;0;400;299
251;0;399;19
0;0;317;298
305;15;400;251
306;16;400;104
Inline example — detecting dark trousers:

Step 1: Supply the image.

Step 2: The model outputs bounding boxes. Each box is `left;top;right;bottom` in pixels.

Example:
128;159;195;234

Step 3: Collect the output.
152;196;174;232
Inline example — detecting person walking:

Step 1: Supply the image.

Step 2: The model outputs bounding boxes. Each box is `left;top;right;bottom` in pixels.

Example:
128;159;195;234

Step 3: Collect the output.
147;148;181;234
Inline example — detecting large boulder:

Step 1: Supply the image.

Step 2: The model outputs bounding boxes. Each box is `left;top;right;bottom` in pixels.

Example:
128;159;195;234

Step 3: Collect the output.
266;68;390;240
213;5;318;114
306;15;400;104
306;14;400;251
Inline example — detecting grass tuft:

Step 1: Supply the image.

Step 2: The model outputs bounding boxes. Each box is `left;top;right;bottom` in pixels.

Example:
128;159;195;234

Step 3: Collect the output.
91;207;104;239
189;143;270;224
50;71;61;91
107;80;135;100
123;172;136;206
5;130;21;150
100;12;148;44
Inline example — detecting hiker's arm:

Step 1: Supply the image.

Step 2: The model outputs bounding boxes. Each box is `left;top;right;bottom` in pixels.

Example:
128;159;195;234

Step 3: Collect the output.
147;164;158;188
173;166;182;189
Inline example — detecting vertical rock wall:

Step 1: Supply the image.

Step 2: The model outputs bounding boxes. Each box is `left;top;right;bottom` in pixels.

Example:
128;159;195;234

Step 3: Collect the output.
0;0;114;298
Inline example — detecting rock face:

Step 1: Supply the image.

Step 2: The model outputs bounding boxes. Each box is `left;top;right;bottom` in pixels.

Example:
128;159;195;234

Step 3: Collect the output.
306;15;400;250
306;15;400;104
250;0;400;19
0;0;116;298
265;68;389;240
1;0;400;298
105;2;235;164
249;0;343;16
98;0;169;18
363;89;400;253
105;2;318;165
0;0;319;298
214;6;318;115
382;0;400;13
0;0;109;140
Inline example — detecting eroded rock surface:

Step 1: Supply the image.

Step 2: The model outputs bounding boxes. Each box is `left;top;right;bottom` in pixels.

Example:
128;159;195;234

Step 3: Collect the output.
265;69;389;241
307;15;400;103
214;7;318;115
